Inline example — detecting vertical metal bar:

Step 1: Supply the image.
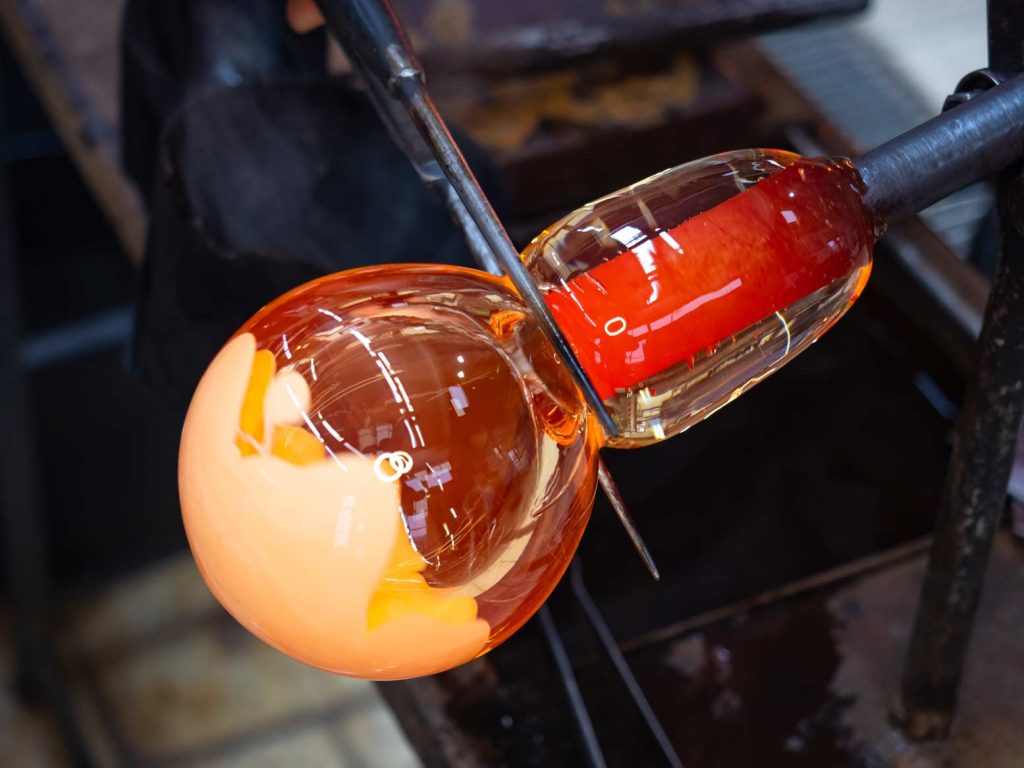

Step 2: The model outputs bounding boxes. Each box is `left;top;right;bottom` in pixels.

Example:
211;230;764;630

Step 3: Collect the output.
897;0;1024;739
898;168;1024;739
537;606;607;768
988;0;1024;77
569;563;683;768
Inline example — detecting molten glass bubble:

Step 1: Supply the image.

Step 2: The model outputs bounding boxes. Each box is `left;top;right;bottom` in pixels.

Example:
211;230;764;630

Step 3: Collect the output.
523;149;875;446
179;266;600;679
180;149;878;679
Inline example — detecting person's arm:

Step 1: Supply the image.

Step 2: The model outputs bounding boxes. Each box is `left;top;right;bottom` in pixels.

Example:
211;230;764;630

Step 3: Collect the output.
286;0;324;33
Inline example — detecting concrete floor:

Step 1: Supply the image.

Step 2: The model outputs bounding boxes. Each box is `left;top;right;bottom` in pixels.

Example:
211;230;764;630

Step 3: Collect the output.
2;555;421;767
831;534;1024;767
0;633;64;766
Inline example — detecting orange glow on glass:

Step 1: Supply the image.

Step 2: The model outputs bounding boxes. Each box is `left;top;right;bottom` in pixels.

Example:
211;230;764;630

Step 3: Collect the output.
545;162;873;399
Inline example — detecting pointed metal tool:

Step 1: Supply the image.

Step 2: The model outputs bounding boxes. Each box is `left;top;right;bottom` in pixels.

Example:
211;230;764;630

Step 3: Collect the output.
313;0;660;580
597;459;659;580
312;0;615;435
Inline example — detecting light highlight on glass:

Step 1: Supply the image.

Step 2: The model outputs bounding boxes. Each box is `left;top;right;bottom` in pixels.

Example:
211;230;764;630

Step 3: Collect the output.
522;149;874;446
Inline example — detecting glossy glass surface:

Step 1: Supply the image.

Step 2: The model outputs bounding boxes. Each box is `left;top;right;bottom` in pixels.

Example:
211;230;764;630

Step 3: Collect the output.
179;265;599;679
522;149;875;446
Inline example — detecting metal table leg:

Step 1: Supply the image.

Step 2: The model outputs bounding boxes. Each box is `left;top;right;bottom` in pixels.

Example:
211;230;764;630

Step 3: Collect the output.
896;0;1024;739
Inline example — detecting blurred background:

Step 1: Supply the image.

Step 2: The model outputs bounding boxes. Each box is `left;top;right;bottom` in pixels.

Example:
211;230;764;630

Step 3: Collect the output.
1;0;1010;766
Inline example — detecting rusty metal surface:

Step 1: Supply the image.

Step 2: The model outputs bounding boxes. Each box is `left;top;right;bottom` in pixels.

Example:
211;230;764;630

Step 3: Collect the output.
897;1;1024;739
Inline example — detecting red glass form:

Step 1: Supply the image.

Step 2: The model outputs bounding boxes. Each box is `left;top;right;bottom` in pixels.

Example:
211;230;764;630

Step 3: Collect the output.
523;149;876;445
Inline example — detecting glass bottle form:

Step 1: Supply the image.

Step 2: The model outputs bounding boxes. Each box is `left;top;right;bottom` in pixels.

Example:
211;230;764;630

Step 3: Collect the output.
179;148;878;679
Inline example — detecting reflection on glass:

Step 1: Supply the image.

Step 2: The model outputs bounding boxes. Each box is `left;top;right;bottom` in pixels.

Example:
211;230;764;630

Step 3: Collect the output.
180;266;598;679
522;149;875;446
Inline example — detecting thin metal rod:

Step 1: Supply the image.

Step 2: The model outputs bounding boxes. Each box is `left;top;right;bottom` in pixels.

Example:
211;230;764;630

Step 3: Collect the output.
855;73;1024;226
897;1;1024;740
402;85;618;437
353;62;502;274
537;606;607;768
312;0;617;438
597;459;659;580
439;183;502;275
569;562;683;768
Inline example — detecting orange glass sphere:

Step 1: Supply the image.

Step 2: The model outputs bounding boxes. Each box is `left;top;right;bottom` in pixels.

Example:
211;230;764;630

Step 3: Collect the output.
179;265;600;679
